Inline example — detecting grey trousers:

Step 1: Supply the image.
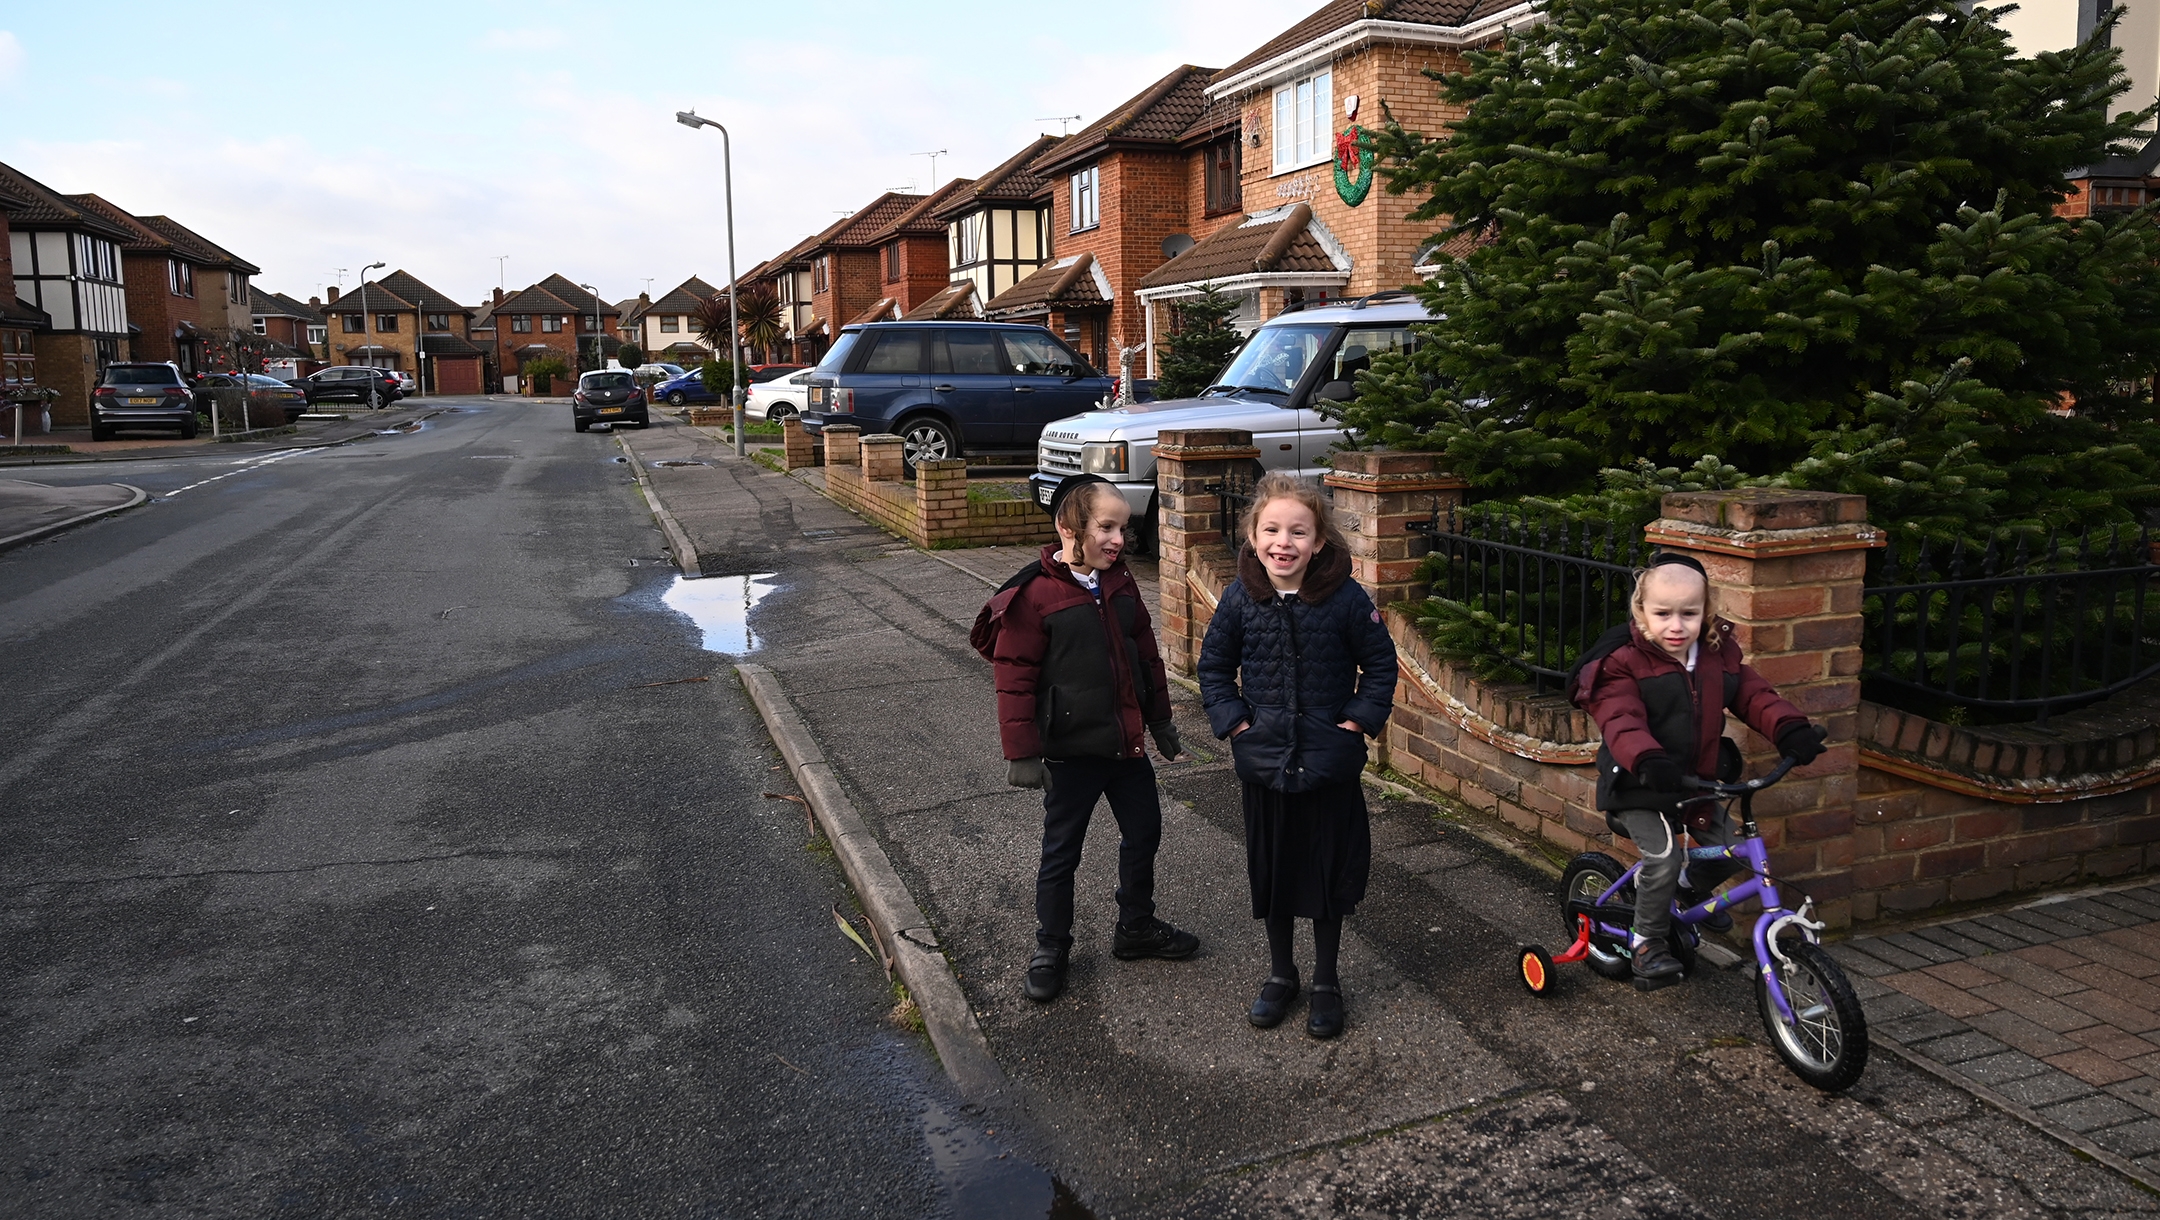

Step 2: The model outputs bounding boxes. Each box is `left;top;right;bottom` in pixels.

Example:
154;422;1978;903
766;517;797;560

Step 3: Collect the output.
1615;807;1741;945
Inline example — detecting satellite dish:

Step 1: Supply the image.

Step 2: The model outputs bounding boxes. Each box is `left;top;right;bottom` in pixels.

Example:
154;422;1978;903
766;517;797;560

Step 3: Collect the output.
1161;233;1195;258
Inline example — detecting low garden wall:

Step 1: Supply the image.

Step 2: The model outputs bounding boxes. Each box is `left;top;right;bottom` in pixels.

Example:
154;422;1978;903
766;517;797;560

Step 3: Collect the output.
1151;428;2160;929
795;421;1055;551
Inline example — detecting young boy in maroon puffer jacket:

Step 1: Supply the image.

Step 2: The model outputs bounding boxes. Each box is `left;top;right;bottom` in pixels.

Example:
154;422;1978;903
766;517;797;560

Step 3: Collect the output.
1571;553;1827;989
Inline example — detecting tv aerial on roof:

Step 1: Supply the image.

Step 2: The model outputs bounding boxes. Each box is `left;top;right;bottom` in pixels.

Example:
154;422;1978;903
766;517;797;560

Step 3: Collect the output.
1034;115;1083;135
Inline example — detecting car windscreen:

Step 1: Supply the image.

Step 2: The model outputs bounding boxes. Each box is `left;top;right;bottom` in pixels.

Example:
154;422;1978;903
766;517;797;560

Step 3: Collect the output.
582;372;635;390
813;332;861;375
749;366;799;383
101;365;181;386
1208;324;1330;397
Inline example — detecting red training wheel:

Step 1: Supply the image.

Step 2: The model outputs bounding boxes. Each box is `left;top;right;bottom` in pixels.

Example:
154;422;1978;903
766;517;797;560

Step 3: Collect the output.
1520;945;1555;995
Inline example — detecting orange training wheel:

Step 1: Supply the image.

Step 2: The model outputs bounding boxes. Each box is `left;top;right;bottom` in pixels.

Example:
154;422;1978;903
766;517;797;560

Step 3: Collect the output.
1520;945;1554;995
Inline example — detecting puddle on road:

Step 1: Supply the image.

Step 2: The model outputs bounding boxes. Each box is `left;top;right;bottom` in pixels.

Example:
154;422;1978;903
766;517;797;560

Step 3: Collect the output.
921;1101;1094;1220
660;573;777;653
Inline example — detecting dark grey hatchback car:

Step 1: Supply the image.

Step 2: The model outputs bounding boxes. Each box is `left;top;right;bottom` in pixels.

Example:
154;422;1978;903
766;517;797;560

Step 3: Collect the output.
91;362;197;440
800;322;1110;470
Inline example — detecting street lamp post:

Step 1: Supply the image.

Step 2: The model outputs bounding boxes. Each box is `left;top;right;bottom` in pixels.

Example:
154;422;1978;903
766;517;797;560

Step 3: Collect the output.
674;109;744;457
358;260;386;409
580;282;601;375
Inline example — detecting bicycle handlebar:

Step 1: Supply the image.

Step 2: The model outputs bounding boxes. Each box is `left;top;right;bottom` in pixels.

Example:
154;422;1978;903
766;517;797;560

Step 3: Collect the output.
1679;754;1800;798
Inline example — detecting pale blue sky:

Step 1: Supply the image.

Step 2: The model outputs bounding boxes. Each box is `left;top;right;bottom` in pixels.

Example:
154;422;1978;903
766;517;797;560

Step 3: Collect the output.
0;1;1322;309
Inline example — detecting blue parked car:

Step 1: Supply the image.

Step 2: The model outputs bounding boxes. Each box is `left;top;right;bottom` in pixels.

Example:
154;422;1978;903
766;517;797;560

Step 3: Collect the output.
654;370;720;407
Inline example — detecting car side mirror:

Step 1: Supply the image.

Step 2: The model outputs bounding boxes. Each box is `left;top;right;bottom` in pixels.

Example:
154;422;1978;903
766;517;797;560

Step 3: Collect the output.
1317;380;1355;403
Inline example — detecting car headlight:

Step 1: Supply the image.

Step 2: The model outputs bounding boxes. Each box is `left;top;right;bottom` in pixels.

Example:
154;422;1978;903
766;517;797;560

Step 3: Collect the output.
1079;441;1128;475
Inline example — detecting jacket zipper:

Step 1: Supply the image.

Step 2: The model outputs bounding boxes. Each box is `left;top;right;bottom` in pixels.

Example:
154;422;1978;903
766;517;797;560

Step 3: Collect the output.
1280;595;1302;787
1088;572;1141;757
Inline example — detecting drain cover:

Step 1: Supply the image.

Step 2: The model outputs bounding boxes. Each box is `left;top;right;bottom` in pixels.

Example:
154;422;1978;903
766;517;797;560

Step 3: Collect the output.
801;529;839;539
651;459;708;468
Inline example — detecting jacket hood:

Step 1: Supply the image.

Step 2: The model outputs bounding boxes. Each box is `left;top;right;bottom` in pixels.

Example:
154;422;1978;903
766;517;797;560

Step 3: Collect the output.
1237;537;1352;604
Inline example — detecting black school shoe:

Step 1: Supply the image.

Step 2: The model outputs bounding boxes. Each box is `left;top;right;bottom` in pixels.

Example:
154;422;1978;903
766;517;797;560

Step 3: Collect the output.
1112;916;1200;961
1306;984;1344;1039
1249;975;1299;1028
1632;939;1685;991
1024;946;1068;1003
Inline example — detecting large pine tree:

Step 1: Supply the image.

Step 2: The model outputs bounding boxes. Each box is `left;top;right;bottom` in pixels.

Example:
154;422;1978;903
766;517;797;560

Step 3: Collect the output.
1350;0;2160;536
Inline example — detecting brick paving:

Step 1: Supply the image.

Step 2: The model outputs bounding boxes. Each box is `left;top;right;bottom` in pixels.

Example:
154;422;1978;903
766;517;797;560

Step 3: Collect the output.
1838;882;2160;1174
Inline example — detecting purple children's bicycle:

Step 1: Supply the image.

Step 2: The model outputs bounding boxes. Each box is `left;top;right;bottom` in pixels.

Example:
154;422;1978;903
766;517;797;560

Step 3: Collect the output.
1517;754;1870;1091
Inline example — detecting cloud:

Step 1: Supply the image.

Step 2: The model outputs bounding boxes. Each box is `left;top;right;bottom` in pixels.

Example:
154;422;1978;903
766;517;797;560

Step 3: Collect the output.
478;27;569;52
0;32;24;87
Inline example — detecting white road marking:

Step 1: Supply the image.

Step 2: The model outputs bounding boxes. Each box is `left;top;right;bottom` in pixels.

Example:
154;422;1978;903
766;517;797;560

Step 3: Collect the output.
161;447;315;497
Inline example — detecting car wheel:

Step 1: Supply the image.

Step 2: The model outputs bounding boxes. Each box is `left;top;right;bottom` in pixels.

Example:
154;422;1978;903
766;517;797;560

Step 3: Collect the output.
636;415;651;429
897;415;960;472
91;422;113;442
574;417;589;433
180;418;199;440
668;391;686;407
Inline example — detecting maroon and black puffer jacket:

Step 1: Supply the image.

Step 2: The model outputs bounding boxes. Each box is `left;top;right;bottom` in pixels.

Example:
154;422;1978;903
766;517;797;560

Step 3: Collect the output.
1570;619;1806;813
985;544;1173;762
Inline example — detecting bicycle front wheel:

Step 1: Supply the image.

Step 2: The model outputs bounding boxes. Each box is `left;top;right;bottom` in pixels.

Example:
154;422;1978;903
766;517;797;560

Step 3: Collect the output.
1757;939;1868;1091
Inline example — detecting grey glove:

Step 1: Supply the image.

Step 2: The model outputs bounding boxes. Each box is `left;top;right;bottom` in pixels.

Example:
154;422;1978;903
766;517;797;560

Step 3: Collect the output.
1149;721;1182;761
1008;757;1048;789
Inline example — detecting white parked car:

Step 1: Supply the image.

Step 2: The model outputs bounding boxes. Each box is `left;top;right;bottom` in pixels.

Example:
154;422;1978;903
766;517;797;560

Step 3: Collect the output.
745;367;815;422
393;370;417;396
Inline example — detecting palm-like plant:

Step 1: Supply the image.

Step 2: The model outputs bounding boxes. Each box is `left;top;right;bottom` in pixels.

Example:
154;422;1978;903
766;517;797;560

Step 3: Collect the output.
733;285;784;361
691;293;733;358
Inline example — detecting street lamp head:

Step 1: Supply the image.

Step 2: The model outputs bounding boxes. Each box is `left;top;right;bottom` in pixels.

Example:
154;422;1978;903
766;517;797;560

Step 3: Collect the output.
676;110;714;130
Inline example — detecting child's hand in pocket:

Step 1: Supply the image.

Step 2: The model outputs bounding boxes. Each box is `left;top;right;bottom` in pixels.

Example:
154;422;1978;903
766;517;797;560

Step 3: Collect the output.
1337;720;1362;734
1231;721;1250;738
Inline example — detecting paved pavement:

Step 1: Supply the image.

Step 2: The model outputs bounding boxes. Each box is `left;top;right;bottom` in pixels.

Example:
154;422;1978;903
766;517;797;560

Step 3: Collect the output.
0;478;144;550
624;415;2160;1218
0;399;1003;1218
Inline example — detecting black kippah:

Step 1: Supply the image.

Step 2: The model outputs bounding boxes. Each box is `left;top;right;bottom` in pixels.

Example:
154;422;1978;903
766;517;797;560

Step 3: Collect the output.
1647;551;1707;578
1048;473;1111;523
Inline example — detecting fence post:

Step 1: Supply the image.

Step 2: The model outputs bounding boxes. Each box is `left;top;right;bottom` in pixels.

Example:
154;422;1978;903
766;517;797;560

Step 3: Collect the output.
1646;489;1883;928
914;457;969;548
861;434;905;484
823;424;861;469
1153;428;1259;677
1323;450;1465;609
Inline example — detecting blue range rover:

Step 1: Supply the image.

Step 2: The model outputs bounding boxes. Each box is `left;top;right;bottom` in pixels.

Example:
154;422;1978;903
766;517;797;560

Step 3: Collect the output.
800;321;1111;470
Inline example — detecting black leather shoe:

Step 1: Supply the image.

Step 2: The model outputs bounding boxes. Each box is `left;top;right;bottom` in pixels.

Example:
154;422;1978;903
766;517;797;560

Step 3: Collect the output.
1112;917;1200;961
1680;887;1734;934
1306;983;1344;1039
1632;939;1684;991
1024;946;1068;1002
1248;975;1299;1029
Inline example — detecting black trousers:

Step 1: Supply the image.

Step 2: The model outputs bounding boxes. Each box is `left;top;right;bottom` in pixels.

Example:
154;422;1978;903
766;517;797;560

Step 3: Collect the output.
1036;757;1161;950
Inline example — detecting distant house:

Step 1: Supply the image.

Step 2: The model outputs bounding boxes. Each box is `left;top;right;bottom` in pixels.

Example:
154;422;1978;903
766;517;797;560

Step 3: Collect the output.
480;275;617;392
859;178;977;319
382;271;483;395
928;134;1063;318
323;279;416;373
627;276;722;365
796;192;925;358
248;287;327;378
133;214;257;364
0;183;51;413
0;160;134;426
68;193;260;378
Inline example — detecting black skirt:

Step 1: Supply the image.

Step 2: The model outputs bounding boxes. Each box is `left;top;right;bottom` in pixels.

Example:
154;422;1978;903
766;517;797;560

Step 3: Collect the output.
1244;779;1370;919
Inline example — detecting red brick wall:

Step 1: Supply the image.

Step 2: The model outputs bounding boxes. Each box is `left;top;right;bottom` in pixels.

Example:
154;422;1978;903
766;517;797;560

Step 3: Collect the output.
1046;149;1197;355
890;233;951;312
119;252;198;363
811;249;886;333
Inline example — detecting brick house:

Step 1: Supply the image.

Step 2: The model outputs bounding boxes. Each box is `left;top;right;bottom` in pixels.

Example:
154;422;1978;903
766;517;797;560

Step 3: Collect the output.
134;214;256;366
323;278;416;372
929;134;1062;320
0;184;51;418
483;279;610;392
374;270;483;395
625;276;721;365
858;178;976;319
797;192;924;356
1131;0;1527;374
984;65;1223;371
67;195;265;379
248;287;327;378
0;160;133;427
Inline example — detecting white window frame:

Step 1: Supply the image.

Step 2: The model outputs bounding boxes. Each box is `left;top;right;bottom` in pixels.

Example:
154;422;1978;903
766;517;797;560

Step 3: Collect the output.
1272;69;1333;173
1070;165;1100;233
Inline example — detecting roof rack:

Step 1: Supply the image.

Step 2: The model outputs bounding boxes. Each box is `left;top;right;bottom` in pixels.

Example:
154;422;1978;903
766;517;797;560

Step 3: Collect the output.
1348;289;1421;310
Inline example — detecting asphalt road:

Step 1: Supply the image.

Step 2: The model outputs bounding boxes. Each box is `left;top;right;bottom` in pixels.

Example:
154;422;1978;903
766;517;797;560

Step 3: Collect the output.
0;400;1020;1218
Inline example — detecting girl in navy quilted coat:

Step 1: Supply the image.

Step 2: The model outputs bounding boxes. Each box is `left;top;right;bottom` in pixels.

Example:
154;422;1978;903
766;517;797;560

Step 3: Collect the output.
1199;472;1398;1039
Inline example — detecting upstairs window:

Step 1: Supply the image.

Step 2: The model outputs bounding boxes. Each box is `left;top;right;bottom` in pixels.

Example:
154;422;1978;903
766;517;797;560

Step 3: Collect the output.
1273;69;1332;172
230;275;246;304
376;313;399;332
252;317;266;335
813;256;830;293
952;214;982;266
885;242;901;282
660;316;679;333
425;313;449;331
512;314;532;333
1205;136;1243;214
542;315;562;333
342;313;365;333
1070;165;1100;232
307;324;327;344
169;260;194;297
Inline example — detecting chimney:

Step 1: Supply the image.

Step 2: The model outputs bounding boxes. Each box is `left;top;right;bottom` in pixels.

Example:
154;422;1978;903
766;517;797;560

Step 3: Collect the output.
493;287;505;305
327;286;340;302
638;292;650;305
309;296;321;308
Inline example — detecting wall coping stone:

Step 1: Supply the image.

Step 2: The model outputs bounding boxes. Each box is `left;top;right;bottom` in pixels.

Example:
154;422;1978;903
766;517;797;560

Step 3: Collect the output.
1645;515;1885;559
1661;488;1868;531
1859;678;2160;803
1387;604;1600;765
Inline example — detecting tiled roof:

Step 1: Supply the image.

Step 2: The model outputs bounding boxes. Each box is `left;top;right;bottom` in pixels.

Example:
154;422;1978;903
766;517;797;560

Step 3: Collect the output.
332;282;416;312
65;195;172;252
0;162;136;240
1031;65;1219;177
538;274;619;317
844;297;900;326
864;179;977;244
984;254;1107;315
250;286;317;319
379;271;471;316
496;285;581;316
933;137;1063;221
901;281;982;320
1137;204;1345;288
273;292;324;321
1214;0;1524;84
134;215;260;274
1;295;47;327
421;333;485;357
650;276;721;315
803;192;927;253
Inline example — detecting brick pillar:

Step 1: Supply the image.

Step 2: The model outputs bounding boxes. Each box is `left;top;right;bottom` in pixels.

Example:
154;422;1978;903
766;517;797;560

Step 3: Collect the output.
782;417;820;469
823;424;861;469
1646;489;1883;928
914;458;968;547
861;434;904;483
1153;428;1260;676
1323;450;1466;608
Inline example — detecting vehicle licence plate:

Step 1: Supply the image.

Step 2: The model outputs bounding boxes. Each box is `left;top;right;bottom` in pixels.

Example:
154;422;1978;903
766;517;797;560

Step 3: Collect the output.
600;407;624;415
129;397;157;405
1037;484;1054;506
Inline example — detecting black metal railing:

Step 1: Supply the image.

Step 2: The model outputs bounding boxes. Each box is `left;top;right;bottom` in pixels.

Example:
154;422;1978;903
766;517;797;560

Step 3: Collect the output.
1864;527;2160;723
1425;505;1655;693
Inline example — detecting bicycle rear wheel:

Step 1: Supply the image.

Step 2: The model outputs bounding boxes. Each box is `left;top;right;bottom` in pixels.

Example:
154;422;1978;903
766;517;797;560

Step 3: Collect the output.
1757;939;1868;1091
1558;854;1633;981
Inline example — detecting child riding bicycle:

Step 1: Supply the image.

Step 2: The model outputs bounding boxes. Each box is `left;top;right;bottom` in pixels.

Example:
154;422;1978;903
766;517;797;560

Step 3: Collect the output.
1570;553;1828;989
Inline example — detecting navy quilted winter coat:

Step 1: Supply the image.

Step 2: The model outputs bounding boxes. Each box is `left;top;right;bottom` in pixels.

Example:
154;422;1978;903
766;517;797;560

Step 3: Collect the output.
1198;543;1399;792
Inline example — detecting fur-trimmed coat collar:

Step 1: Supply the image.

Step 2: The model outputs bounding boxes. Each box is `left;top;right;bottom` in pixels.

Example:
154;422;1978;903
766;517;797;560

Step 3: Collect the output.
1237;539;1352;604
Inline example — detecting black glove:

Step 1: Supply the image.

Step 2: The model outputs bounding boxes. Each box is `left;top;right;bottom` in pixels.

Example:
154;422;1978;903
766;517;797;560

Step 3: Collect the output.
1632;750;1683;795
1149;721;1182;761
1007;757;1047;789
1777;721;1829;766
